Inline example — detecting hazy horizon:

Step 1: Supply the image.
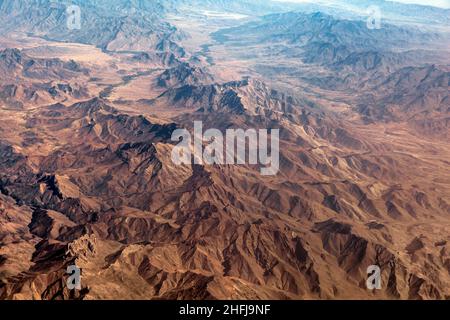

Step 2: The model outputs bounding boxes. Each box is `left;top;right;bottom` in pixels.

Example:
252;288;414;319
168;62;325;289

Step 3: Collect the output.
273;0;450;9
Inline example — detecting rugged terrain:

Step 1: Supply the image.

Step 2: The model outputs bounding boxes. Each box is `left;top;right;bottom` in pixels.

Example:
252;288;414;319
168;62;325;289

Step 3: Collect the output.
0;0;449;300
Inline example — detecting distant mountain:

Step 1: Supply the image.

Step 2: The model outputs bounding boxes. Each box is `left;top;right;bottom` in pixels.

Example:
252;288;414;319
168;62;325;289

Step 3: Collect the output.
0;0;184;53
357;64;450;123
0;48;86;80
0;0;298;53
323;0;450;26
214;11;443;58
0;48;89;108
213;10;449;122
220;12;422;43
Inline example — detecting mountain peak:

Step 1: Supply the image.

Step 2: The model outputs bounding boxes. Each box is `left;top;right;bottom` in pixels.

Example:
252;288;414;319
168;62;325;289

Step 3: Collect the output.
72;97;119;116
0;48;24;65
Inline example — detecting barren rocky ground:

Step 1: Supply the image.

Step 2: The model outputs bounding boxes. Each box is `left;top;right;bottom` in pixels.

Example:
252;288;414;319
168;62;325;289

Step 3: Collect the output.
0;0;449;300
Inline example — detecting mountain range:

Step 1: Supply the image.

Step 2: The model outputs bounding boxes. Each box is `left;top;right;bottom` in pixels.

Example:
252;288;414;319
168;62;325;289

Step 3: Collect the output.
0;0;449;300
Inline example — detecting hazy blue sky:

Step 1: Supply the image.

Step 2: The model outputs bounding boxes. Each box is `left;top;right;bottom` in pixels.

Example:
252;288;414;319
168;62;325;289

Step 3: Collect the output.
274;0;450;9
385;0;450;7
